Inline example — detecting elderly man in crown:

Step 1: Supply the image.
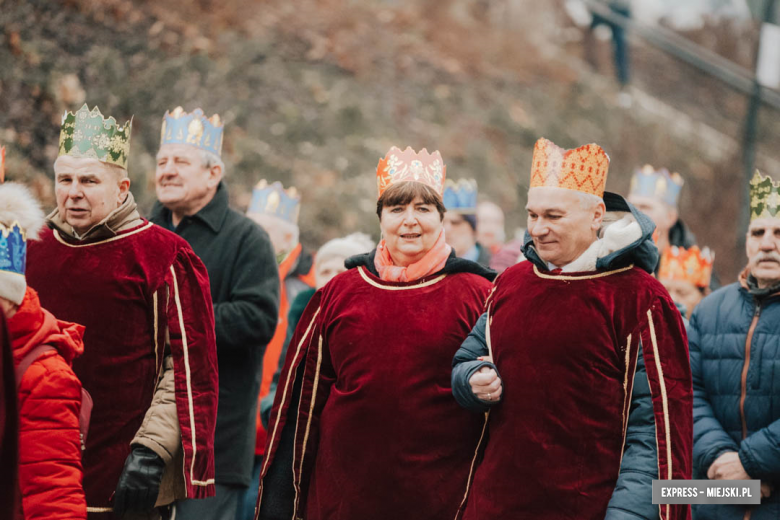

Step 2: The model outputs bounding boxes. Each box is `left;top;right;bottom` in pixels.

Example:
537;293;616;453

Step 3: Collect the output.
689;171;780;520
150;108;280;520
452;138;693;519
26;105;219;519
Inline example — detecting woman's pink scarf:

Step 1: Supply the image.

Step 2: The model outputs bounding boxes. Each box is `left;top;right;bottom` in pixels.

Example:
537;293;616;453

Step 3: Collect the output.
374;229;452;282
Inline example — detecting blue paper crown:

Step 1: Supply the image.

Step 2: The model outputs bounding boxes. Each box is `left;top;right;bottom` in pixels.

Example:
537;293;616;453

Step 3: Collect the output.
0;222;26;277
161;107;224;157
629;165;684;207
247;180;301;225
443;178;478;214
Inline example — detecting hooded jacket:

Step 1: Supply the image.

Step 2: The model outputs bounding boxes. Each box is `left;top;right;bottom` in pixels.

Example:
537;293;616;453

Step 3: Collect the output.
9;288;86;520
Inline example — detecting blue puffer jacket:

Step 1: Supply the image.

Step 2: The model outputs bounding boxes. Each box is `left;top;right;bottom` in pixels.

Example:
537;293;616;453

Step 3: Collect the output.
690;276;780;520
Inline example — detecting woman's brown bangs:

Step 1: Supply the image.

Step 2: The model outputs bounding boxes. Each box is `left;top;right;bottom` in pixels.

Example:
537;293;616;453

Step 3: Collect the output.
376;182;445;219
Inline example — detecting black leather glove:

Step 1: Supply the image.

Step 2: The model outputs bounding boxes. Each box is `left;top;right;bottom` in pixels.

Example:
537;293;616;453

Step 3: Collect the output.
113;444;166;518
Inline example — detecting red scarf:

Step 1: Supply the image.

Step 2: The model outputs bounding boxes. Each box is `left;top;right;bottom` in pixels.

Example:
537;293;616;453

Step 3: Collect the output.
374;230;452;282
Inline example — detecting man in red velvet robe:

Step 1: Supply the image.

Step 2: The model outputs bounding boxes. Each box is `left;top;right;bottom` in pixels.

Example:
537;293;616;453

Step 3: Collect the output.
452;138;693;520
26;105;218;519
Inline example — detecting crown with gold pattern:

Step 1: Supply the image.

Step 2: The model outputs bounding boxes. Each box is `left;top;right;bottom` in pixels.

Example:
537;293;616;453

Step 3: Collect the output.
58;104;133;168
247;180;301;225
0;147;5;183
376;146;446;199
658;245;714;289
629;165;684;207
750;170;780;221
530;138;609;197
161;107;224;157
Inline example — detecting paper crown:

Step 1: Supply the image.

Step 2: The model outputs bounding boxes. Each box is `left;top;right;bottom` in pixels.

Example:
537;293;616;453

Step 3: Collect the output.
658;245;714;289
443;178;478;213
0;222;26;278
376;146;446;199
530;138;609;197
161;107;224;157
0;147;5;183
750;170;780;221
247;180;301;225
58;104;132;169
629;165;684;207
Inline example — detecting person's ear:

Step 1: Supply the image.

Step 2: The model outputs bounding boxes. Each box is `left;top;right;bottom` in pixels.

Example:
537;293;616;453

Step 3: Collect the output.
208;164;223;189
117;177;131;205
665;207;679;229
592;201;606;231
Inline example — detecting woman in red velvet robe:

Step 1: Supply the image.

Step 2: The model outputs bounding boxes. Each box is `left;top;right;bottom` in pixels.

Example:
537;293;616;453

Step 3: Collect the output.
256;147;495;520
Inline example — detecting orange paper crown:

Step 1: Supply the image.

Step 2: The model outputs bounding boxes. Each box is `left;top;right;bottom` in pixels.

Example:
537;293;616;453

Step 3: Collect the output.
658;246;714;289
0;147;5;183
530;138;610;197
376;146;446;199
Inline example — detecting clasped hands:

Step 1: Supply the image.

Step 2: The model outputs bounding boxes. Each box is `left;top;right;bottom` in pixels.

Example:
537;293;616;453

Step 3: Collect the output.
708;451;773;499
468;356;503;403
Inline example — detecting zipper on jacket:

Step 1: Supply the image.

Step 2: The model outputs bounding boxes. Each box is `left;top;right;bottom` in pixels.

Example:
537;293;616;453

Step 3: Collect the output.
740;303;762;440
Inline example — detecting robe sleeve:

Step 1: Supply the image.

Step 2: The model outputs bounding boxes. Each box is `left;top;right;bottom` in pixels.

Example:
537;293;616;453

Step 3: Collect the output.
451;312;501;413
606;345;659;520
212;223;279;350
0;315;17;519
258;290;334;520
164;248;219;499
688;308;739;477
637;296;693;520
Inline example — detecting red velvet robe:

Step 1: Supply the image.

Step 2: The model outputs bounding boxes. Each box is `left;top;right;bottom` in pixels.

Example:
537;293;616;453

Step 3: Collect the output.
257;266;492;520
26;222;218;515
462;261;692;520
0;313;18;520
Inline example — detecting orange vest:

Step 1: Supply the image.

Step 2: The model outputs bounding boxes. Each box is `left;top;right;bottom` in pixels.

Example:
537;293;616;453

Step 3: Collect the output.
255;243;315;455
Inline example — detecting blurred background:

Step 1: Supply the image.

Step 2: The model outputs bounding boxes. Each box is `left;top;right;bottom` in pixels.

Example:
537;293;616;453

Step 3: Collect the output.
1;0;779;280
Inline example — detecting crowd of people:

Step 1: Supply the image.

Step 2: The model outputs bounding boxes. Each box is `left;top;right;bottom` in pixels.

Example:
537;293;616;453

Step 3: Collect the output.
0;103;778;520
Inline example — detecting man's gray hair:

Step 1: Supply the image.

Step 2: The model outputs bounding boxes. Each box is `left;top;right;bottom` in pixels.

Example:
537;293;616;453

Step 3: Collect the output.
200;150;225;171
575;191;603;211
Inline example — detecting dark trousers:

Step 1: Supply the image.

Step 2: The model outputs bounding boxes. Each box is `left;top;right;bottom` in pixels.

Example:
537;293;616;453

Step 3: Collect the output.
174;484;244;520
236;456;263;520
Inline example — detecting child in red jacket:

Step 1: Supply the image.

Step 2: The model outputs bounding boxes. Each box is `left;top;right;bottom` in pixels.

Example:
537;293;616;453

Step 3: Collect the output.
0;181;87;520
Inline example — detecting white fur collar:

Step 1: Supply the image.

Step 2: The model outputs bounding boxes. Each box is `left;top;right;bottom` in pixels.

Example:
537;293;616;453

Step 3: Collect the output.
558;215;642;273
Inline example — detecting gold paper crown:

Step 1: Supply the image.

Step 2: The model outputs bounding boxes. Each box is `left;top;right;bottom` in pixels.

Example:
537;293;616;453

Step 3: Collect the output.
530;138;609;197
658;246;714;289
0;147;5;183
750;170;780;221
376;146;446;199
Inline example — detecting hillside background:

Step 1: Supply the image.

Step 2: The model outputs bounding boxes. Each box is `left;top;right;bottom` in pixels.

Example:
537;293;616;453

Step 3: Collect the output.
2;0;779;280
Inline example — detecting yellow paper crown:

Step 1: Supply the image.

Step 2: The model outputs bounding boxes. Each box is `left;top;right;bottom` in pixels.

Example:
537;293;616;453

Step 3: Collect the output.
658;245;714;289
530;138;609;197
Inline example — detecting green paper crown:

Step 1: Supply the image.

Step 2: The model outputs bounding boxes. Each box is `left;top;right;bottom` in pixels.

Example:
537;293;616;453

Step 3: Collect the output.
58;104;133;169
750;170;780;221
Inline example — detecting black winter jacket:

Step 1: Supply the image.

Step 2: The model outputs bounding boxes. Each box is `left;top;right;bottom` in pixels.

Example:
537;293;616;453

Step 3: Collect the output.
150;182;280;486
